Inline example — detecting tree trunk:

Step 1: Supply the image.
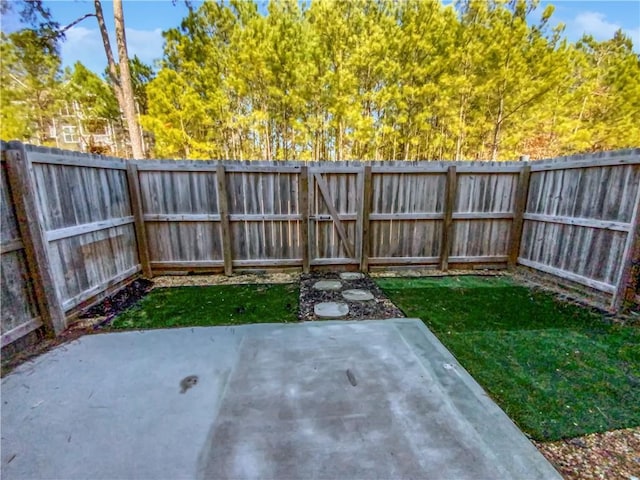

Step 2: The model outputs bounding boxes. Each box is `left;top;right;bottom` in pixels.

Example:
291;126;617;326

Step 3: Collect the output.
491;95;504;161
112;0;144;159
265;120;271;161
455;96;467;161
337;119;343;162
94;1;123;106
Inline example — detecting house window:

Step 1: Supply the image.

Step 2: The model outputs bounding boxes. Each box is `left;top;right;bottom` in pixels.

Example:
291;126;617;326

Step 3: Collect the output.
62;125;77;143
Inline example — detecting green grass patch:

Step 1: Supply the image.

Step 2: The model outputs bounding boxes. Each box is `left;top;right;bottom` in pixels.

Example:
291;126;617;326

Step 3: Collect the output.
377;276;640;441
110;284;299;329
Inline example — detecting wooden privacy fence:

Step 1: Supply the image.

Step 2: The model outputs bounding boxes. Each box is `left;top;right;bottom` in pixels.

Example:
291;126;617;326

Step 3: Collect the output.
1;142;140;347
132;160;528;273
1;143;639;347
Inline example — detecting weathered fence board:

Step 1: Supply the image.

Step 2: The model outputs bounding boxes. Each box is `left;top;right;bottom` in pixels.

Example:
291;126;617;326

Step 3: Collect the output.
309;171;361;264
27;147;140;313
2;143;66;344
369;172;445;266
1;158;42;346
518;156;640;306
449;172;517;265
139;169;223;269
2;143;639;348
226;171;302;263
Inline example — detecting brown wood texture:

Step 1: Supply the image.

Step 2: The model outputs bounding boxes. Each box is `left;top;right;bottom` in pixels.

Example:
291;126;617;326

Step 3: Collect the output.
1;149;43;345
127;163;152;277
440;166;457;270
509;165;531;268
216;165;233;275
360;166;373;271
4;143;65;336
518;163;640;296
2;144;639;347
613;178;640;309
11;145;141;323
299;166;310;273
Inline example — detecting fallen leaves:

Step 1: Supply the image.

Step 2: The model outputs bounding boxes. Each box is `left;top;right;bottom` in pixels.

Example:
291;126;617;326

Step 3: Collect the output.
535;428;640;480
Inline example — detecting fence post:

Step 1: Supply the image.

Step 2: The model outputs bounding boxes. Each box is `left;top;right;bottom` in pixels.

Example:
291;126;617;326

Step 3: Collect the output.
216;164;233;276
440;166;457;271
360;165;373;272
126;162;152;278
299;166;310;273
508;164;531;269
612;183;640;311
4;141;66;335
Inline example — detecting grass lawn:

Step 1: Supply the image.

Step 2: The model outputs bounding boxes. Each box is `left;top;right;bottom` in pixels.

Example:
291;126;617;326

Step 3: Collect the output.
110;284;299;329
377;276;640;442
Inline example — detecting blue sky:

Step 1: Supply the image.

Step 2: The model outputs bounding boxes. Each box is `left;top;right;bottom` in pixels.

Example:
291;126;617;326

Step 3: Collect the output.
2;0;639;74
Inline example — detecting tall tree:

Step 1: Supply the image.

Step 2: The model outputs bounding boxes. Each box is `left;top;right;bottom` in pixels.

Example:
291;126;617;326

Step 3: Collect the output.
0;29;62;143
137;0;640;161
111;0;144;158
2;0;147;157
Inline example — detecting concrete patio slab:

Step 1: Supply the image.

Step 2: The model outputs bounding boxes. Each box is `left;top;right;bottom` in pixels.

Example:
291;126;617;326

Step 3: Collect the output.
1;319;560;480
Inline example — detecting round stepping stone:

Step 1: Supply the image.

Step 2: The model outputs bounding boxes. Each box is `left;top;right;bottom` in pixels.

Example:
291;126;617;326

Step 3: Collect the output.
313;280;342;291
342;289;374;301
339;272;364;280
314;302;349;319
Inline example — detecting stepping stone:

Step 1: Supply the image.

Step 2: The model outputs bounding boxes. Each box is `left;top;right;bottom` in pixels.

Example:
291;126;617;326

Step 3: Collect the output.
342;289;375;301
313;280;342;291
339;272;364;280
314;302;349;319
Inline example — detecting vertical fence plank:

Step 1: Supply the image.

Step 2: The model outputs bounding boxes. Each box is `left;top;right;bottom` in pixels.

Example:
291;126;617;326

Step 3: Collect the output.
216;165;233;276
299;166;310;273
360;165;373;272
508;165;531;269
127;163;152;277
5;142;66;335
612;178;640;310
440;166;457;271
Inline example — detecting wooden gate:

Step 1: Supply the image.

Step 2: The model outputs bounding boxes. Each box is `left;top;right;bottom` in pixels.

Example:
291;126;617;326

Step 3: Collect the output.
308;168;364;267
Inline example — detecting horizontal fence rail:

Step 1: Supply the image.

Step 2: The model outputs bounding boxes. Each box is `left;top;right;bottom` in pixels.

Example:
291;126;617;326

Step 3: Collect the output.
1;143;639;347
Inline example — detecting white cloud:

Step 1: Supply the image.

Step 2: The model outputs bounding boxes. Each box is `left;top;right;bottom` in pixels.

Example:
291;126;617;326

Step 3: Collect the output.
60;26;164;74
574;11;640;47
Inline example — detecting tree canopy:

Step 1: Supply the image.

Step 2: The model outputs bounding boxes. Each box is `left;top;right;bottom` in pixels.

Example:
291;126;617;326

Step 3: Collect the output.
2;0;639;160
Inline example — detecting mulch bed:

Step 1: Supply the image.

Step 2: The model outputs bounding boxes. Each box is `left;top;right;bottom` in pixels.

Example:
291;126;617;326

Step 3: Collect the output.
535;428;640;479
75;278;154;328
298;272;404;321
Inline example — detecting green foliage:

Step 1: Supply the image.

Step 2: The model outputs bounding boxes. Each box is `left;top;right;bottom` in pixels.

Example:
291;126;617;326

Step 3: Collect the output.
140;0;640;160
64;62;119;122
110;284;299;329
1;29;62;142
4;0;639;159
378;276;640;441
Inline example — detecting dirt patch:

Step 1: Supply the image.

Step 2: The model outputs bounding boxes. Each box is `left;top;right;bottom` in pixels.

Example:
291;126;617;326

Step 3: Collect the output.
369;268;509;278
534;428;640;480
152;272;300;288
75;278;154;327
298;272;404;321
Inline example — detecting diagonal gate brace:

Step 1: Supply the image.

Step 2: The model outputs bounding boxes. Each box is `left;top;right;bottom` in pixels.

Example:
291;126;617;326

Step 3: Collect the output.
314;173;355;259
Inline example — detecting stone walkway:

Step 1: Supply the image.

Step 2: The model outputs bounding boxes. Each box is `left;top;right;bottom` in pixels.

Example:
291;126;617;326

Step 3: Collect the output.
299;272;403;321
